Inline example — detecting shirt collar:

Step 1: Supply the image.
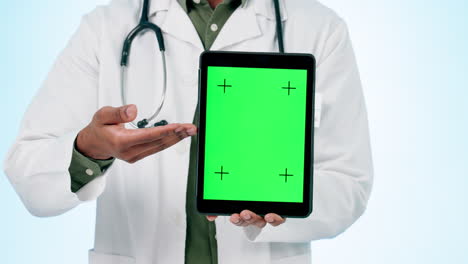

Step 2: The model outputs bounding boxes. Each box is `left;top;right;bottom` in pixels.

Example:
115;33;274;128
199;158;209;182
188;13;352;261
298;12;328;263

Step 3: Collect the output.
177;0;247;13
149;0;286;22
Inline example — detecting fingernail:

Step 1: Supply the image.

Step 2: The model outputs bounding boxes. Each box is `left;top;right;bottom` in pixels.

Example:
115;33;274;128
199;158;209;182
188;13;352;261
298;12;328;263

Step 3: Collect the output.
233;217;240;224
187;128;196;136
175;127;184;133
243;214;251;220
266;217;274;223
125;105;136;118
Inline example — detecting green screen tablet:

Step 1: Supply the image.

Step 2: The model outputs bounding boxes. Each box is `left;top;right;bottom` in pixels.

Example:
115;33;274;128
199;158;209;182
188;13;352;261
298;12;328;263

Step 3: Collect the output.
197;51;315;217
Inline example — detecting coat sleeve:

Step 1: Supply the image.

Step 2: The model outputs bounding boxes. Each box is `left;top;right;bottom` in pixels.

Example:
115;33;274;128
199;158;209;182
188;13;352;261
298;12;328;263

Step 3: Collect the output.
244;19;374;242
3;10;109;217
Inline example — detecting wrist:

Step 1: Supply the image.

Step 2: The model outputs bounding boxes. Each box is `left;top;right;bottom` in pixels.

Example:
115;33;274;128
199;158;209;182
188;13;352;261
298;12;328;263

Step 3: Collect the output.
76;127;112;160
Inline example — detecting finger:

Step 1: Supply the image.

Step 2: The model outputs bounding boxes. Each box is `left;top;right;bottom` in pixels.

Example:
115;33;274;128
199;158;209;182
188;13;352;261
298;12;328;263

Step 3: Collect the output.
264;213;286;227
115;123;182;149
124;141;169;163
186;125;197;136
240;210;266;228
127;129;189;159
174;126;190;140
230;214;245;226
206;216;217;222
121;126;189;157
126;131;189;163
124;123;196;147
121;124;192;162
94;105;137;125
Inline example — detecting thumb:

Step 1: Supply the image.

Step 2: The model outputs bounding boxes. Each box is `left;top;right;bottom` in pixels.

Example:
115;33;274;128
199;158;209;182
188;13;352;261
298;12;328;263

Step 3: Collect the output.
94;104;137;125
206;215;218;222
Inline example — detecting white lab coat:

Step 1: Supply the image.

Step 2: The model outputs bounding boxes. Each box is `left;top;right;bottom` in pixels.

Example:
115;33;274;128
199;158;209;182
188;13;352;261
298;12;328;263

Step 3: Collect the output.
3;0;373;263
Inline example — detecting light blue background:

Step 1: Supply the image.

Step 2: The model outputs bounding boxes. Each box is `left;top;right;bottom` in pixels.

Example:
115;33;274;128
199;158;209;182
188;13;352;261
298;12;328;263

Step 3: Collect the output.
1;0;467;263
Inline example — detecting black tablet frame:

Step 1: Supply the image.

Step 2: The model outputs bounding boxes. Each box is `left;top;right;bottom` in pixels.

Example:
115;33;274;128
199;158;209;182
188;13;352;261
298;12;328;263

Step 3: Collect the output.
196;51;316;218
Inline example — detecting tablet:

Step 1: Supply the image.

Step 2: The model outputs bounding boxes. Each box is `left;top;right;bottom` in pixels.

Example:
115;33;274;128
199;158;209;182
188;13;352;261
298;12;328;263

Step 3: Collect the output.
196;51;315;218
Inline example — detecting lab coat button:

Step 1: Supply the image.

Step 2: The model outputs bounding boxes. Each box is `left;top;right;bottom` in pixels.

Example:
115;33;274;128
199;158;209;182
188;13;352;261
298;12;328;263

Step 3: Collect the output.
210;24;218;32
193;0;200;4
85;169;94;176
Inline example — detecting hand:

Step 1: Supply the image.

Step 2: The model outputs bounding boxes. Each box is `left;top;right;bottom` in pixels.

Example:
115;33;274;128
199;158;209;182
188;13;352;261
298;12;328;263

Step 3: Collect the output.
76;104;196;163
206;210;286;228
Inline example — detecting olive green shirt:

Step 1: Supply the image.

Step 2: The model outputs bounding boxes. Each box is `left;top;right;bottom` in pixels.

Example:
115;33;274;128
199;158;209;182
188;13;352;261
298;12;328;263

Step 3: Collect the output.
68;1;245;263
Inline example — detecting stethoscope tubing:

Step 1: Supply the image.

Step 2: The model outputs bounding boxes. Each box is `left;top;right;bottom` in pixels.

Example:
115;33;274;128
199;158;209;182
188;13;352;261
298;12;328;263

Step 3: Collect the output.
120;50;167;129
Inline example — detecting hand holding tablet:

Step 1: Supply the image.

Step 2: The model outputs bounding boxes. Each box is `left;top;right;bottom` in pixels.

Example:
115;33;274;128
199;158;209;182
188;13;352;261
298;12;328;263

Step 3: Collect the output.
196;51;316;218
206;210;286;228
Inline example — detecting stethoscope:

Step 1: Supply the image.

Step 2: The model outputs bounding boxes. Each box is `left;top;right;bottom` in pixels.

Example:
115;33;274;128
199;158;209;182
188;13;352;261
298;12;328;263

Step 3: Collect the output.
120;0;284;129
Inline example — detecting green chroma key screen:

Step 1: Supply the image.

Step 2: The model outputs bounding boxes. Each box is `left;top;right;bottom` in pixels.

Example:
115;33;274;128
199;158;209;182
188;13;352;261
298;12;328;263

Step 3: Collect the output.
203;66;308;203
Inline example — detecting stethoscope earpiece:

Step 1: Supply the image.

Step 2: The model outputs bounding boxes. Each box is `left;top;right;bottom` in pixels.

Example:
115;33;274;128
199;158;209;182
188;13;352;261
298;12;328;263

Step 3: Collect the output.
136;119;168;128
137;119;149;128
154;120;168;127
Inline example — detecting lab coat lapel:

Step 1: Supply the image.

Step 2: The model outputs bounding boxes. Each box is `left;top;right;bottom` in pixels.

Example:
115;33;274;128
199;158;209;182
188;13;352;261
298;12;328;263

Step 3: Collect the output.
210;5;262;51
157;0;204;51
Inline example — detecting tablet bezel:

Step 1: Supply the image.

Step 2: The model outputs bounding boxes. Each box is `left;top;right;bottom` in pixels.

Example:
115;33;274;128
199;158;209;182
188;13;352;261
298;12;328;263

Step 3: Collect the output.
196;51;315;218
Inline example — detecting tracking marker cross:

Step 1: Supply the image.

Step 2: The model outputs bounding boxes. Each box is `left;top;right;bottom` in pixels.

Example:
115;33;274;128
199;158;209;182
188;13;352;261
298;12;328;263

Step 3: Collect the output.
217;79;232;94
279;168;294;183
281;81;296;95
214;165;230;180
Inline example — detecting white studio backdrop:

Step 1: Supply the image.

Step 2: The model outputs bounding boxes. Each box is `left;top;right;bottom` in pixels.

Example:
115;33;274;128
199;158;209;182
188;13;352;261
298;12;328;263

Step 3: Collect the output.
1;0;467;263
